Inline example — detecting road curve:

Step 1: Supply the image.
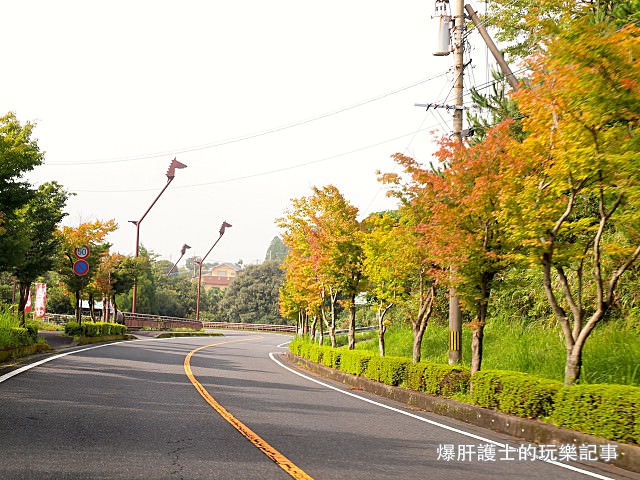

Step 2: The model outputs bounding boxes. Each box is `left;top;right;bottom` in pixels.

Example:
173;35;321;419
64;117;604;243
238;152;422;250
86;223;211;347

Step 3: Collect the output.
0;332;636;480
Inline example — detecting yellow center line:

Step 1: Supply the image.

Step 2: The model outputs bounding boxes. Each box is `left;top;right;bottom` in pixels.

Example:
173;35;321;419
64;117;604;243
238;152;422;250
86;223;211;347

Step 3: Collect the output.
184;338;314;480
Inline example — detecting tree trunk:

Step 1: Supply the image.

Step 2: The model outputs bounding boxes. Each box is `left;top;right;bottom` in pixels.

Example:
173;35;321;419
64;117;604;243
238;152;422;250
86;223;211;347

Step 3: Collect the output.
89;294;96;322
378;326;386;357
309;315;317;341
565;348;583;386
347;295;356;350
470;323;485;375
412;323;425;363
377;302;392;357
327;293;337;348
17;281;31;327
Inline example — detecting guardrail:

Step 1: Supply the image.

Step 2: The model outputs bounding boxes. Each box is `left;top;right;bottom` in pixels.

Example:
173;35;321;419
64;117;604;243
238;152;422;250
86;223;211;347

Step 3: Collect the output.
123;313;203;331
202;322;296;333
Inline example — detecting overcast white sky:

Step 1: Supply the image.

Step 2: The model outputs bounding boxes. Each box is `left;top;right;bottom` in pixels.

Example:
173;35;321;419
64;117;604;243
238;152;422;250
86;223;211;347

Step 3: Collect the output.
3;1;495;266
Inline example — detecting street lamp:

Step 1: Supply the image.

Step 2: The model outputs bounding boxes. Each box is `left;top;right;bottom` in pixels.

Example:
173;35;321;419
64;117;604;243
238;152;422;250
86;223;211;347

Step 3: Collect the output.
129;158;187;312
195;221;232;321
167;243;191;275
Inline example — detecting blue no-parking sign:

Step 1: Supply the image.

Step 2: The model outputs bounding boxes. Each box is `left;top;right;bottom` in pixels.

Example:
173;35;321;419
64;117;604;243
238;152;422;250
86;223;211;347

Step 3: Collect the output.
73;259;89;276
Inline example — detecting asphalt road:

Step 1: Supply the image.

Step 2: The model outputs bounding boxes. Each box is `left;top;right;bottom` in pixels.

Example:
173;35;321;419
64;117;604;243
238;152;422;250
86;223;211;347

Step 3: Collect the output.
0;332;637;480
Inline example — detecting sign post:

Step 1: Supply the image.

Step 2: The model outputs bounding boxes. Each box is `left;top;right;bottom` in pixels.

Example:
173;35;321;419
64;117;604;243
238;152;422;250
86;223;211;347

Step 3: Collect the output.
73;245;90;276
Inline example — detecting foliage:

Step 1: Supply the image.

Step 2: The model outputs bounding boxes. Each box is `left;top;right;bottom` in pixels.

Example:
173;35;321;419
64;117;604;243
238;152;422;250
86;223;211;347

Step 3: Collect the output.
56;219;117;322
12;182;70;324
217;261;285;324
365;355;411;386
470;370;563;419
552;384;640;444
0;112;44;269
339;350;374;376
291;335;638;443
486;0;640;59
278;185;364;348
264;236;288;264
64;321;126;337
405;362;470;398
500;21;640;384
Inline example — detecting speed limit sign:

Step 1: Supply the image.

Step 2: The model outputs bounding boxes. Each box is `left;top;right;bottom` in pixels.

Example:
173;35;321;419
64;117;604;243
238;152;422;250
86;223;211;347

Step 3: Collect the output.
74;245;90;259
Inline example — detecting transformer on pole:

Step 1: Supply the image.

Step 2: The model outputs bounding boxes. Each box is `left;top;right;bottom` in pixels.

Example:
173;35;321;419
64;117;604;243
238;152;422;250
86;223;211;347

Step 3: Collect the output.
432;0;452;56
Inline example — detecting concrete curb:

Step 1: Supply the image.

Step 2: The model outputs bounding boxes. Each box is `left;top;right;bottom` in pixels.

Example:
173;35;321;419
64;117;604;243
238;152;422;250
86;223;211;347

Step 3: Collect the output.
282;352;640;474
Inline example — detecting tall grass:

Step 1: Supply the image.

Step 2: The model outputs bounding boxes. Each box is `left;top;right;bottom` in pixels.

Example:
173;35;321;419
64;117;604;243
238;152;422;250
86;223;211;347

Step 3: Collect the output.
354;317;639;386
0;307;20;348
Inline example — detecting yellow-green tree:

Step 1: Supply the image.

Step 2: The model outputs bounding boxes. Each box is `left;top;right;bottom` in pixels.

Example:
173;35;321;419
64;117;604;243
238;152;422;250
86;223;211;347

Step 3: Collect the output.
57;220;117;323
501;21;640;384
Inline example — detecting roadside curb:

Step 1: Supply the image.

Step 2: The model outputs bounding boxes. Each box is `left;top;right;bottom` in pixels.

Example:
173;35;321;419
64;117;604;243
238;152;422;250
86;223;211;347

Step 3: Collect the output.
0;335;134;376
282;351;640;474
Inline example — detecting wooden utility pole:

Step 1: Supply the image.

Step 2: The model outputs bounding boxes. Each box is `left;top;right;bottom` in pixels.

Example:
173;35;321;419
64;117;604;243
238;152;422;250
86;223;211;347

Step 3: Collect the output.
465;4;518;91
448;0;465;365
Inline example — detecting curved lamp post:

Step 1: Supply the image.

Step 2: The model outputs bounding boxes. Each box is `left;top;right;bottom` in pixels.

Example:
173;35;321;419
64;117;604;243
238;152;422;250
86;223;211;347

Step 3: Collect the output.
167;243;191;275
195;221;232;321
129;158;187;312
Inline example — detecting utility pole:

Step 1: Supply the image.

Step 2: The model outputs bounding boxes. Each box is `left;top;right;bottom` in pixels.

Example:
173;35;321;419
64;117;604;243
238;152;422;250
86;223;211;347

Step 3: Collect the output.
448;0;465;365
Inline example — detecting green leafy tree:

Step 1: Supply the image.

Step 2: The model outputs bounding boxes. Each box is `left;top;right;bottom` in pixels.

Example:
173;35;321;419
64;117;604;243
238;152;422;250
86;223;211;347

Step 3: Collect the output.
500;21;640;384
13;182;69;325
57;220;117;322
265;236;289;264
217;261;285;324
0;112;44;270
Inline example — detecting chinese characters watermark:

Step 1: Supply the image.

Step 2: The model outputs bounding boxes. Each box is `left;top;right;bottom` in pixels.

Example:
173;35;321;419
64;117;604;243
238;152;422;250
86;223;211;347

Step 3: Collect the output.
436;443;618;463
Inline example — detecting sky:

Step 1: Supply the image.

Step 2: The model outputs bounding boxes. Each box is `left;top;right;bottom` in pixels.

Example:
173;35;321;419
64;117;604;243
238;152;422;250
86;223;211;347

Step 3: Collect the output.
2;0;496;267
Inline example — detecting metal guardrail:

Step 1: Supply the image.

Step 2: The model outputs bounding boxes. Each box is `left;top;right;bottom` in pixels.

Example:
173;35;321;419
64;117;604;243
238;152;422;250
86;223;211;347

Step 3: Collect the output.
202;321;296;333
122;312;203;331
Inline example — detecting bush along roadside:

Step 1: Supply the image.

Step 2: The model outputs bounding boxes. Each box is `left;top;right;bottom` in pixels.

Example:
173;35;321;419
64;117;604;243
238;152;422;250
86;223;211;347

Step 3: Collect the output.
289;338;640;445
64;321;127;338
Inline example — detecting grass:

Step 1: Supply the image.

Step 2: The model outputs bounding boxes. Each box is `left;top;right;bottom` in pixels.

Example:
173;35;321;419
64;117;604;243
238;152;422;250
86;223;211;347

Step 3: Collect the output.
351;317;640;386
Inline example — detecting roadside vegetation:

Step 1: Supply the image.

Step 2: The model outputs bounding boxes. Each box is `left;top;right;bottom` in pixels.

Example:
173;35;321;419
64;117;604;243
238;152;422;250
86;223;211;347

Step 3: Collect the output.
278;1;640;389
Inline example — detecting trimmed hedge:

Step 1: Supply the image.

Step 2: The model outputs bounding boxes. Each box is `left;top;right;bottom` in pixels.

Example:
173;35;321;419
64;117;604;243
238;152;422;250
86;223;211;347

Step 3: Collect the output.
289;338;640;444
340;350;374;376
406;361;470;398
470;369;562;419
552;384;640;444
8;326;39;347
65;321;127;338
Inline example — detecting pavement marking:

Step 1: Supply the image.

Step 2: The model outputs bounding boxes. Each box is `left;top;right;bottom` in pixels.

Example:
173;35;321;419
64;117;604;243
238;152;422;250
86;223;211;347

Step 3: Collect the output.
0;341;124;384
269;352;616;480
184;339;314;480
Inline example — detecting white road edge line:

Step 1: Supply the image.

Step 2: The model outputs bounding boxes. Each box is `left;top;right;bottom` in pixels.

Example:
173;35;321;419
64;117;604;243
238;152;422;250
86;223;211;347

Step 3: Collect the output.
0;337;167;384
268;352;615;480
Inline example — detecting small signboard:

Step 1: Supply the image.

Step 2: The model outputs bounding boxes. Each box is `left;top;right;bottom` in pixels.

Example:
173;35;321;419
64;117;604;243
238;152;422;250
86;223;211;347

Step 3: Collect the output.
74;245;90;259
73;259;89;276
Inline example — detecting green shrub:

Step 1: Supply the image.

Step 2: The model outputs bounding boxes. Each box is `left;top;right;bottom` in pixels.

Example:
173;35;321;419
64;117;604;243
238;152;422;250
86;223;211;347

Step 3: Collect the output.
320;346;342;369
9;327;30;347
405;361;471;397
365;355;411;386
471;370;562;418
307;343;324;363
64;321;126;338
112;323;127;336
289;339;304;356
83;322;100;337
339;350;374;376
64;321;82;336
552;384;640;444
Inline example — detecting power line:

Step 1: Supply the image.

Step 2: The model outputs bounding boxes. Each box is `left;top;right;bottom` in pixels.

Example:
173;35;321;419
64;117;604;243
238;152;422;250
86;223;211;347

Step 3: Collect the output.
48;73;448;167
70;125;441;193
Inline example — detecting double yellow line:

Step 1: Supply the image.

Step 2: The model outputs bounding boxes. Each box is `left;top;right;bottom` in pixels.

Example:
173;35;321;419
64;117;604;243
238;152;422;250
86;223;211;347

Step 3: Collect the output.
183;338;313;480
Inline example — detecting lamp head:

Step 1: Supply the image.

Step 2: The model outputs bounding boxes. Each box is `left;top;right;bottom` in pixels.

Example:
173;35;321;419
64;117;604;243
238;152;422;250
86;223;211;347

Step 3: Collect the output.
219;221;232;236
166;158;187;179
